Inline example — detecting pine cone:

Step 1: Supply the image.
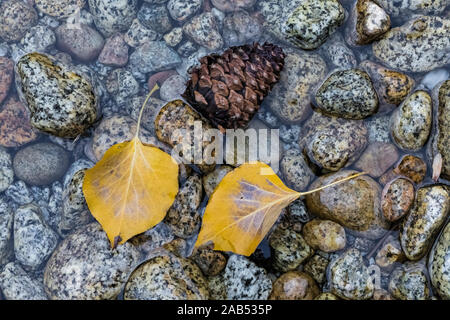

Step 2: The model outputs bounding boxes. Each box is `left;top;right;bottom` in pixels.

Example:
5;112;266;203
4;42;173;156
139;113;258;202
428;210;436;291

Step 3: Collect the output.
182;42;285;130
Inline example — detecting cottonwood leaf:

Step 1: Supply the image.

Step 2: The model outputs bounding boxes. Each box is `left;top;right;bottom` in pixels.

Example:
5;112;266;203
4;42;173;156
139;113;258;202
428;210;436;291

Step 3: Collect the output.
82;85;179;247
195;162;365;256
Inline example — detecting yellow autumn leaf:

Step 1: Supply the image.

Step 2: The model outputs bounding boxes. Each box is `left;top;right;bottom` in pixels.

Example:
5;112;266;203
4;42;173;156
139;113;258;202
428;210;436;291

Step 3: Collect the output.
82;85;179;247
195;162;365;256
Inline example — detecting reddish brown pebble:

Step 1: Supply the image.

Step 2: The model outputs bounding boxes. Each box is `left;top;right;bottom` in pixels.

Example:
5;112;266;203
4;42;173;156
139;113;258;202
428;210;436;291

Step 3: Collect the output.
354;142;399;177
269;271;320;300
98;34;129;67
381;177;415;222
0;57;14;105
0;96;38;147
393;155;427;183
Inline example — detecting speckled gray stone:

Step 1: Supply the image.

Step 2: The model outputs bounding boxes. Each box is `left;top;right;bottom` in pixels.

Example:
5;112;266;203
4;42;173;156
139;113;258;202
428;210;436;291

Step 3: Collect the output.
0;262;47;300
168;0;202;22
269;225;312;272
124;19;159;48
376;0;448;17
373;16;450;73
163;28;183;47
287;198;312;223
124;254;209;300
266;49;327;123
183;12;224;50
321;32;357;69
223;254;272;300
15;53;98;138
281;0;345;49
44;222;141;300
316;69;379;120
390;90;432;151
366;114;391;143
428;221;450;300
138;2;172;34
35;0;85;19
5;180;33;205
329;248;374;300
164;174;203;239
129;41;181;74
88;0;138;37
400;185;449;261
159;74;186;102
105;68;139;106
0;0;38;42
280;149;314;191
0;147;13;193
14;204;59;271
13;142;70;186
389;262;430;300
202;165;233;197
222;10;262;46
19;24;56;53
0;197;13;266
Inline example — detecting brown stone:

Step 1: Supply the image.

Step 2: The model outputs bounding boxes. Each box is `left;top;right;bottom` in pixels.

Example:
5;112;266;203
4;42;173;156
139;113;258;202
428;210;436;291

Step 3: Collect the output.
354;142;399;177
0;57;14;106
393;155;427;183
190;243;227;276
302;219;346;252
381;177;415;222
98;34;129;67
269;271;320;300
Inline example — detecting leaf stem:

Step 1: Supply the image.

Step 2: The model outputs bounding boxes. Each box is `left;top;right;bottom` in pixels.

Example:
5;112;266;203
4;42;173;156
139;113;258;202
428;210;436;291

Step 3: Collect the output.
135;84;160;138
298;171;367;197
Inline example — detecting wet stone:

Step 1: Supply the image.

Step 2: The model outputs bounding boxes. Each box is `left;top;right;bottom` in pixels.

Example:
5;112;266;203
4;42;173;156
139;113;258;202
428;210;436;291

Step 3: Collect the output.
321;32;358;69
138;3;172;34
14;204;59;271
266;50;327;124
124;19;159;48
0;0;38;42
0;197;13;266
373;16;450;73
314;292;339;300
306;170;390;240
124;254;209;300
366;114;391;143
381;178;415;222
98;34;129;67
183;12;224;51
0;147;13;193
375;236;405;272
13;142;70;186
222;10;262;46
168;0;203;22
35;0;85;19
129;41;182;74
269;271;320;300
390;90;432;151
223;254;272;300
354;142;399;178
164;174;203;239
16;53;98;138
315;69;379;120
269;225;312;272
303;254;329;284
211;0;256;12
302;219;346;253
88;0;138;37
163;28;184;47
5;181;33;205
190;243;227;277
376;0;448;18
44;222;141;300
393;155;427;184
329;248;374;300
400;185;449;261
0;57;13;105
202;165;234;197
19;24;56;53
159;74;186;102
281;0;345;50
346;0;391;46
389;262;430;300
280;149;314;192
0;262;47;300
428;221;450;300
105;69;139;106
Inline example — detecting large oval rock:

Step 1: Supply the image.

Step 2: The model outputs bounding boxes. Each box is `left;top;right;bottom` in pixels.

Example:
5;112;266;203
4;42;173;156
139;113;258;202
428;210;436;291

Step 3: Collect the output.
306;170;390;239
13;143;70;186
15;53;98;138
400;185;449;261
0;262;47;300
390;90;432;151
269;271;320;300
373;16;450;73
0;0;38;42
315;69;379;120
44;222;140;300
182;12;224;50
302;219;346;252
124;254;209;300
428;221;450;300
88;0;138;37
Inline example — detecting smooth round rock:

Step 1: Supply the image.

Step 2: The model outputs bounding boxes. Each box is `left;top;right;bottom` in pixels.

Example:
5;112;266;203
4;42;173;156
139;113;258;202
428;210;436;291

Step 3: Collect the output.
44;222;141;300
211;0;256;12
281;0;345;49
190;243;227;277
16;53;98;138
302;219;346;252
223;10;262;46
303;254;329;284
269;271;320;300
124;18;159;48
124;254;209;300
0;262;47;300
13;143;70;186
306;170;390;239
322;33;357;69
0;0;38;42
168;0;202;22
183;12;224;50
381;178;415;222
315;69;379;120
390;90;432;151
280;149;314;191
354;142;399;178
159;74;186;102
373;16;450;73
389;263;430;300
35;0;85;19
19;24;56;53
138;3;172;34
400;185;449;261
393;155;427;184
329;248;374;300
428;221;450;300
98;34;129;67
88;0;138;37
